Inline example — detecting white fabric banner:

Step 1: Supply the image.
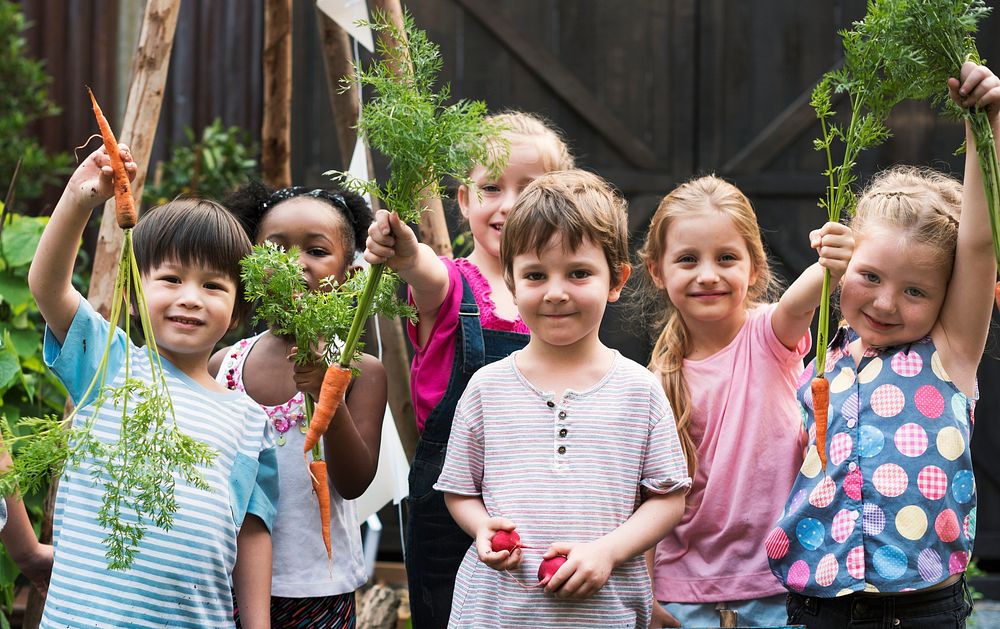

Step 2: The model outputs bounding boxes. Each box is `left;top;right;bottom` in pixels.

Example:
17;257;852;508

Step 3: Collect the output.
316;0;374;52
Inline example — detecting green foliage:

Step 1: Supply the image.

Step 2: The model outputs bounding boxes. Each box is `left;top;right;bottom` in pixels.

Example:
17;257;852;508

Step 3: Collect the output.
0;206;65;621
142;119;258;207
328;11;507;222
0;1;70;201
888;0;1000;265
241;242;414;367
327;11;506;366
810;0;971;370
0;231;217;571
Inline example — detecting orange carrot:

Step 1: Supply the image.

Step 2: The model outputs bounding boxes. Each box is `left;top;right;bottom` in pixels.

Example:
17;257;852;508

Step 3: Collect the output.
994;281;1000;312
309;459;332;561
87;87;136;229
812;376;830;473
303;364;352;454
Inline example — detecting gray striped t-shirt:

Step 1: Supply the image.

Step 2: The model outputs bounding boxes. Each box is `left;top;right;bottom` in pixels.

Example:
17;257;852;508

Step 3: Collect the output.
436;351;691;627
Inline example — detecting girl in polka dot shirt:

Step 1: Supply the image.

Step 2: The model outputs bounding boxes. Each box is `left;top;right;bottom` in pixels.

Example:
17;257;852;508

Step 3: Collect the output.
769;62;1000;629
638;175;853;628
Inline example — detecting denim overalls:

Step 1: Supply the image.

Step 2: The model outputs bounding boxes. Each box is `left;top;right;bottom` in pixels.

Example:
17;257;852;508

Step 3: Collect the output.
403;275;529;629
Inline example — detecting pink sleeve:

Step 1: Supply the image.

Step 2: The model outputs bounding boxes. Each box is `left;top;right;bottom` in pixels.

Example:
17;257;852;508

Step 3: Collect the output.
407;257;463;432
755;303;811;366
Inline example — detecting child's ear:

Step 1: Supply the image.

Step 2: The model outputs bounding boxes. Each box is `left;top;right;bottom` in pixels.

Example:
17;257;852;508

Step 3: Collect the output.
608;264;632;303
228;313;241;331
457;183;471;219
645;260;663;290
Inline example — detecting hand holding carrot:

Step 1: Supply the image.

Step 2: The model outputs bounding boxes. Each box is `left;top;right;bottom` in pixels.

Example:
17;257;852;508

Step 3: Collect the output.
66;144;137;210
810;221;854;283
364;209;421;271
950;61;1000;122
289;346;332;401
475;516;523;571
542;540;614;600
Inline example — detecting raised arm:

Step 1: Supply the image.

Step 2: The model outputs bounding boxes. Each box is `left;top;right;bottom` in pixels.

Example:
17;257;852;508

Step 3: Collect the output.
938;62;1000;382
364;209;451;346
28;144;136;342
772;221;854;349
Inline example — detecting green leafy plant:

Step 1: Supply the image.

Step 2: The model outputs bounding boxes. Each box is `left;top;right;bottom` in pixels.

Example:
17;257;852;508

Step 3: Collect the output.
142;119;258;207
327;10;507;371
888;0;999;264
811;0;940;373
0;1;70;202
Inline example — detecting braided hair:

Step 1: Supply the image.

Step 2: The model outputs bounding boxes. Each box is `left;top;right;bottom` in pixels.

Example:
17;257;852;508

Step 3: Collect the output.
224;179;373;257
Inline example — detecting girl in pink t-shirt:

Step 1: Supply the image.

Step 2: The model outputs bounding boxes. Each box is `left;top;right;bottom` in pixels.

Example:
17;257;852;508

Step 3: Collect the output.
364;112;574;628
636;175;854;628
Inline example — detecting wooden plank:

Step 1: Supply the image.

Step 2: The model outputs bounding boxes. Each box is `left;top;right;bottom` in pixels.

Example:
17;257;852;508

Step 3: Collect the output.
262;0;292;188
87;0;181;317
721;60;845;175
452;0;659;170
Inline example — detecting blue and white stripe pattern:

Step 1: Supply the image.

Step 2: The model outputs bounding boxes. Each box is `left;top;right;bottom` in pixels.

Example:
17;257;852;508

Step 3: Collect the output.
40;299;277;628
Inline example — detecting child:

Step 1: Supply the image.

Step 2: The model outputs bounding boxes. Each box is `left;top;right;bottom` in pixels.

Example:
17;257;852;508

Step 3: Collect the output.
0;442;53;596
364;111;574;627
769;62;999;628
28;144;277;628
213;181;387;628
638;175;854;627
434;169;691;627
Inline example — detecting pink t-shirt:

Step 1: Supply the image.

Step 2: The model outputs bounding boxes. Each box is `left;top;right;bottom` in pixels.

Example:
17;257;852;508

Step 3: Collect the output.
651;304;809;603
408;257;530;433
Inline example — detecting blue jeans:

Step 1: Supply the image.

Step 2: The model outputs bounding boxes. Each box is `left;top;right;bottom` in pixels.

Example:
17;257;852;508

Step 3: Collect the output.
662;594;789;628
785;576;973;628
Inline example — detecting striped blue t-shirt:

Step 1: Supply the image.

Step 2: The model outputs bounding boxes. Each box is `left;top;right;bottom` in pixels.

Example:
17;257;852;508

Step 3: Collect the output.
39;298;278;628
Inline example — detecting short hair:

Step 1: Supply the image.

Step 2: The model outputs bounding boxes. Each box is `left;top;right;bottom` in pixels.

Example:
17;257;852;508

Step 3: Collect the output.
500;169;629;288
132;198;253;321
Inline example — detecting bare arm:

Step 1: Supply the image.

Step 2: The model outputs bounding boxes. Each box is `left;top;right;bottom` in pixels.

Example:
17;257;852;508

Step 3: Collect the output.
772;221;854;349
0;446;53;596
937;62;1000;389
28;145;136;342
232;515;271;629
543;492;686;599
364;210;451;347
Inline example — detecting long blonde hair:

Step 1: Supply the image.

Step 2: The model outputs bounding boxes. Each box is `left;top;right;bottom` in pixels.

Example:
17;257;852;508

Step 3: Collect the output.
637;175;777;477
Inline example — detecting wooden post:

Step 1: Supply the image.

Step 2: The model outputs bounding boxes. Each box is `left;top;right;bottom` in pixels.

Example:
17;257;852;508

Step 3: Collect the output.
368;0;453;258
262;0;292;188
86;0;181;316
25;5;183;626
316;9;420;460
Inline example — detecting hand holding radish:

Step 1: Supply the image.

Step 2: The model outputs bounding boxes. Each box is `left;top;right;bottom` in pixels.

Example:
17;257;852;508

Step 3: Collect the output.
67;144;137;208
476;517;524;571
541;540;614;599
364;210;422;271
809;221;854;283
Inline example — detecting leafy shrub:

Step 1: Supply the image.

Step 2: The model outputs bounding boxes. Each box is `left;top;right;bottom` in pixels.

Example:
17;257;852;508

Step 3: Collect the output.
143;119;258;207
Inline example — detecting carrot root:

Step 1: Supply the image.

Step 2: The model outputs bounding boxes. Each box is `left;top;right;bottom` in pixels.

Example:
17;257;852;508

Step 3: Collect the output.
303;364;352;453
812;376;830;473
309;459;332;562
87;87;136;229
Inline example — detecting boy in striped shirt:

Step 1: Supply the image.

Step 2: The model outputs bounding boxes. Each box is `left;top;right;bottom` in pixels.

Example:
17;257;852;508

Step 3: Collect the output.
435;169;692;627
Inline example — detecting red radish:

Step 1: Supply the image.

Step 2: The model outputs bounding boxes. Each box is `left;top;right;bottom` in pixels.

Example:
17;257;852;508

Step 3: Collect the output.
492;530;530;553
537;555;567;583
